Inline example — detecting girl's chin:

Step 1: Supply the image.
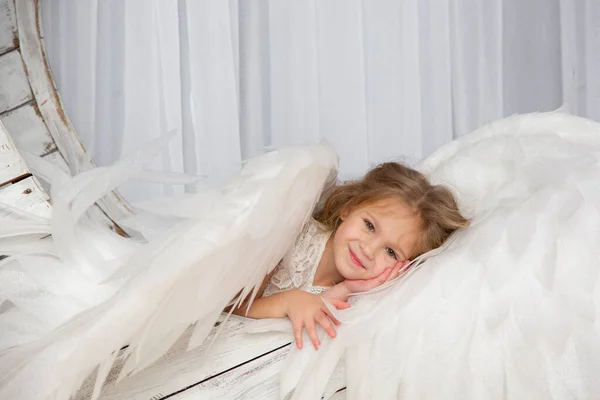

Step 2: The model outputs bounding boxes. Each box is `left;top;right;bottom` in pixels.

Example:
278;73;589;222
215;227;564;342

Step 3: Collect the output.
339;264;367;280
334;256;367;280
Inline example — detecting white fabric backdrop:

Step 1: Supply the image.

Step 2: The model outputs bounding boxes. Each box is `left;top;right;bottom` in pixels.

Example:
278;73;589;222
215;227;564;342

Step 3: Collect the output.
40;0;600;202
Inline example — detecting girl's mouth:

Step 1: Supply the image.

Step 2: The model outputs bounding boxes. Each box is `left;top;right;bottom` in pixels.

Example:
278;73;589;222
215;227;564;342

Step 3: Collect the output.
349;248;366;269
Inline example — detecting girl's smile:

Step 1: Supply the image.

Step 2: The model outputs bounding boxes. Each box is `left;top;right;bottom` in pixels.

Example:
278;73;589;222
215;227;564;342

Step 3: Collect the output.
348;247;366;269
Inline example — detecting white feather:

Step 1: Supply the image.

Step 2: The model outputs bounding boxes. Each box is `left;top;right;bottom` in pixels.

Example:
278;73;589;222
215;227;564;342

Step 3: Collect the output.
0;141;338;400
274;113;600;399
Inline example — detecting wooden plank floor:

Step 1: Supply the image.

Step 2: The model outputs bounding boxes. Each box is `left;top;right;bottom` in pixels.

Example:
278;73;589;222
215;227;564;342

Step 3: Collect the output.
71;315;346;400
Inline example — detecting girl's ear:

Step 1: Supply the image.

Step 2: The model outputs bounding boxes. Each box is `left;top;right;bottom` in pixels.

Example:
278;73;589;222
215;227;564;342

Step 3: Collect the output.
340;208;349;221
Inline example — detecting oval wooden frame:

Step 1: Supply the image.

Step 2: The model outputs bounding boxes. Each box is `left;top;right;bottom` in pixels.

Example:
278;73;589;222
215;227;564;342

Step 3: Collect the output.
1;0;130;231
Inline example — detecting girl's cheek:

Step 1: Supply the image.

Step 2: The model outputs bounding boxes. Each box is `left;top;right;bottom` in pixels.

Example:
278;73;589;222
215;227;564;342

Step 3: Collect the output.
373;258;388;275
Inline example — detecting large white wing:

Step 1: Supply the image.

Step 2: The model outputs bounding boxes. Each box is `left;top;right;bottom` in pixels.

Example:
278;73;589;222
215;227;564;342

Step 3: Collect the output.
0;141;338;400
277;112;600;400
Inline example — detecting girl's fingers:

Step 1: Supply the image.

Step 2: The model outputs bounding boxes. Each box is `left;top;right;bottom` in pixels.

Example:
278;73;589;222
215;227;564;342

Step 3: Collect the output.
321;306;341;326
386;263;403;282
305;320;320;350
375;268;391;286
316;312;337;338
330;299;351;310
386;261;409;283
293;322;303;349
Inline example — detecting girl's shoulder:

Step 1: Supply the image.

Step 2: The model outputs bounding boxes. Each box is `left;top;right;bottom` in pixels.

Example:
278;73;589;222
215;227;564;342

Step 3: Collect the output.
262;218;332;297
295;217;329;247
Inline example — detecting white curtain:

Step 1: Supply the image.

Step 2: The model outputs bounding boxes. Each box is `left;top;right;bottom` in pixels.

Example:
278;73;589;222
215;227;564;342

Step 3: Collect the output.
41;0;600;202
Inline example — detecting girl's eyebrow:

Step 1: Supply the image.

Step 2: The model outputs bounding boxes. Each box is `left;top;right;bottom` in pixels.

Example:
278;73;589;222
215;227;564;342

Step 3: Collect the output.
365;211;408;260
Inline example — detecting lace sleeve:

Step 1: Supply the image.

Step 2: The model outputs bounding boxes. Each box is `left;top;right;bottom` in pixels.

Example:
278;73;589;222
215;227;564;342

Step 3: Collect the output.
262;218;330;297
262;260;293;297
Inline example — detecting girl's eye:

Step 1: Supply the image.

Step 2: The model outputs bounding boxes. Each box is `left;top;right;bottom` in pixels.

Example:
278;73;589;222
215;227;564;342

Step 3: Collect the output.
386;248;398;260
364;219;375;232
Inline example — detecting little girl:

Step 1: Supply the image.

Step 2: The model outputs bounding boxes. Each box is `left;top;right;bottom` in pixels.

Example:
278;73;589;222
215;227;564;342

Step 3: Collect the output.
235;162;469;350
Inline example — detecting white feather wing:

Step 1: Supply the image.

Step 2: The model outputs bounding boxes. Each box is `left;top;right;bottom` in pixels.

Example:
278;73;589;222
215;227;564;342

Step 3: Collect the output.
279;113;600;400
0;142;338;400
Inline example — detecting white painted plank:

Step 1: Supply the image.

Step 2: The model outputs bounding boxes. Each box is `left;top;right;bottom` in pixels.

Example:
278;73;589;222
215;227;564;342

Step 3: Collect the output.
0;0;17;55
1;101;57;156
0;175;51;254
173;346;288;400
15;0;132;224
41;149;70;174
329;390;347;400
0;49;34;114
99;315;292;400
97;315;345;400
0;175;51;220
0;119;28;186
173;345;345;400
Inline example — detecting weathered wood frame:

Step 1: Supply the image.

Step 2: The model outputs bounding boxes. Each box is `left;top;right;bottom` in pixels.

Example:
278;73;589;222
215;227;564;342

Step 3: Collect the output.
1;0;130;231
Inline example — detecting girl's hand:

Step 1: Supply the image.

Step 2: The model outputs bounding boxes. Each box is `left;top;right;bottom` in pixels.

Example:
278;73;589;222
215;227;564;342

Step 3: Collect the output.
283;290;350;350
344;260;409;294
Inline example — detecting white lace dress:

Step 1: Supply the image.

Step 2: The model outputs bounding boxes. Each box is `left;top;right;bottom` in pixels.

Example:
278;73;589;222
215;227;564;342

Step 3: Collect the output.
262;218;332;297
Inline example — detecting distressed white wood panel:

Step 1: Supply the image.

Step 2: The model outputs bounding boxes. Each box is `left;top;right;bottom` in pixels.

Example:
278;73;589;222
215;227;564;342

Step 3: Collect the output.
0;175;50;254
0;49;34;114
329;390;347;399
173;346;288;400
100;315;292;400
0;119;28;186
99;315;345;400
0;0;18;55
1;101;57;156
0;175;51;220
175;345;346;400
15;0;132;223
41;148;69;173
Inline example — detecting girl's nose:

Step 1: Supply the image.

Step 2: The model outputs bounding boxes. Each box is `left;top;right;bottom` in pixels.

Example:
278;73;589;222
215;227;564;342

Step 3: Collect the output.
360;239;376;260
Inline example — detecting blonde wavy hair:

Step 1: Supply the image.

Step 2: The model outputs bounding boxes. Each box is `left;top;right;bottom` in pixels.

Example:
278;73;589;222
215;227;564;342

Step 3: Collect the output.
314;162;470;259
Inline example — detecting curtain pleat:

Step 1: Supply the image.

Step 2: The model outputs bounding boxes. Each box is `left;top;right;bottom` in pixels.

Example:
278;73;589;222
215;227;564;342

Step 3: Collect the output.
268;0;321;148
316;0;369;179
40;0;598;202
183;1;242;188
450;0;504;136
416;0;453;157
558;0;600;121
238;1;271;161
502;0;562;116
93;0;125;168
583;0;600;122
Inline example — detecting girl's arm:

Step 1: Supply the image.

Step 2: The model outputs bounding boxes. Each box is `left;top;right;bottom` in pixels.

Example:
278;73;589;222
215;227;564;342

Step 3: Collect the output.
232;287;338;349
249;289;349;349
232;289;290;319
230;273;349;349
229;272;277;317
229;272;301;319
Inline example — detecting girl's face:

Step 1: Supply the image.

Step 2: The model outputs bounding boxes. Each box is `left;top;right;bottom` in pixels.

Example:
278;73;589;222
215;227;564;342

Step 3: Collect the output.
332;198;422;280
